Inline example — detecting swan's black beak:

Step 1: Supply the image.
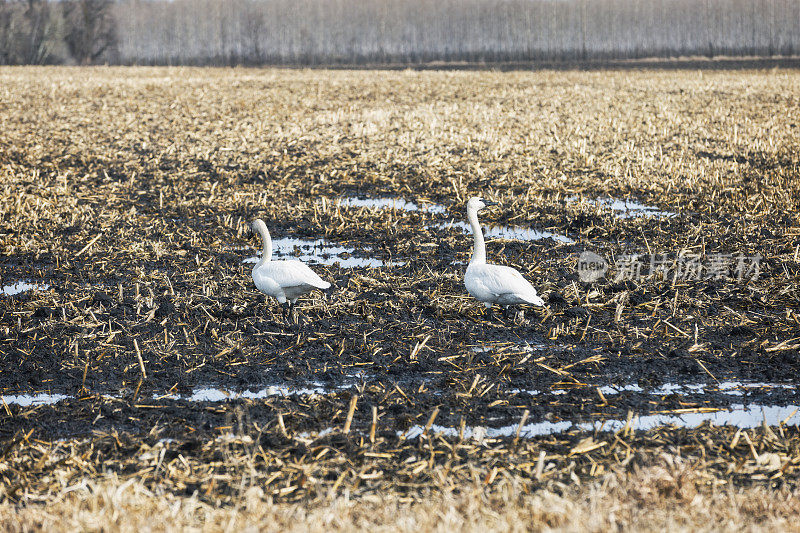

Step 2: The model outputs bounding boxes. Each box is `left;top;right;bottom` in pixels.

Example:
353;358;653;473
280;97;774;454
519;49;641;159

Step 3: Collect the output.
483;200;498;206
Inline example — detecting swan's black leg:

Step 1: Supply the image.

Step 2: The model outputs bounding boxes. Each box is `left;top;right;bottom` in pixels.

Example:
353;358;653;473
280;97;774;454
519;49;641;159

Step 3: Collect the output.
288;300;302;329
502;306;522;323
294;303;308;328
498;306;512;325
281;302;291;325
263;298;277;330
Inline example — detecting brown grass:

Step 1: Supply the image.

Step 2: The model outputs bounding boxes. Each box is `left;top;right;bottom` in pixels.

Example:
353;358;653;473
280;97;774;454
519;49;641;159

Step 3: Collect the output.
3;461;800;532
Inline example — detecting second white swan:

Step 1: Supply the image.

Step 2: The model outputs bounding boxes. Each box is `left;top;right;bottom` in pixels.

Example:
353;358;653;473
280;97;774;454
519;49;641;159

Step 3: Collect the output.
463;197;545;315
251;219;331;321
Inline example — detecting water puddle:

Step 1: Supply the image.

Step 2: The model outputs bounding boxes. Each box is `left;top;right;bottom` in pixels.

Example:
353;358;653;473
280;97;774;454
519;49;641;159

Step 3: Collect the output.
507;380;796;399
1;281;50;296
3;385;341;406
714;381;797;395
337;197;446;214
1;393;69;406
470;346;495;353
507;388;566;396
8;378;792;409
402;403;800;440
242;236;398;268
569;196;676;219
597;384;645;395
0;384;340;408
402;420;573;440
158;371;370;402
598;381;796;396
431;220;574;244
471;342;549;354
588;404;800;433
335;196;575;244
161;385;330;402
1;371;379;408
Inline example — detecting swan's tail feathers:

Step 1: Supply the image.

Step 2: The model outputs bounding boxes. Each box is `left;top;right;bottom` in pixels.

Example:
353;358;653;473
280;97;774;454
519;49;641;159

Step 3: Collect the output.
316;279;332;290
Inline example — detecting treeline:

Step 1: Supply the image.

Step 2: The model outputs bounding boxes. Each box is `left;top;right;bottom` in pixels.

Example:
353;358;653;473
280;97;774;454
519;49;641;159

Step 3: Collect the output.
115;0;800;65
0;0;116;64
2;0;800;66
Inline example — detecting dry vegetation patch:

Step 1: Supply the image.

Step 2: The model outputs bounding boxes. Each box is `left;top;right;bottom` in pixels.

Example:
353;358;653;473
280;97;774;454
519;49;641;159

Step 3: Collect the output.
1;66;800;529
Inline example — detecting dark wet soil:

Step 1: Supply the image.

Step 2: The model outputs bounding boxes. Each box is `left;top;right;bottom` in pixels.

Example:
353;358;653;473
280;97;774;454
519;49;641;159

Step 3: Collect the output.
3;192;799;443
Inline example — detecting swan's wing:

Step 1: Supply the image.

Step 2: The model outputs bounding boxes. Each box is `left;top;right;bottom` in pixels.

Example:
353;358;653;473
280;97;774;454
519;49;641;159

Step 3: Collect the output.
473;263;544;306
258;260;331;290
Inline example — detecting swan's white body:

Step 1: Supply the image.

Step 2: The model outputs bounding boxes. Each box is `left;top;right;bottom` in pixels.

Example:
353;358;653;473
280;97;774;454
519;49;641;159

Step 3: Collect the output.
463;197;545;309
251;219;330;305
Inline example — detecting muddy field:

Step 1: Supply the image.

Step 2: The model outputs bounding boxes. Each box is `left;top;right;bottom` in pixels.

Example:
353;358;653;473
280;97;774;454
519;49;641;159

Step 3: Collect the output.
1;66;800;529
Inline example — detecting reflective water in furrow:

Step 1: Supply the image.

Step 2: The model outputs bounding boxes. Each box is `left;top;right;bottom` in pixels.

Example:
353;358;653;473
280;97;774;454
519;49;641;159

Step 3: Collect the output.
1;281;50;296
337;197;446;214
598;381;796;396
241;236;399;268
336;196;574;243
401;403;800;440
569;196;676;219
1;393;69;406
430;220;574;244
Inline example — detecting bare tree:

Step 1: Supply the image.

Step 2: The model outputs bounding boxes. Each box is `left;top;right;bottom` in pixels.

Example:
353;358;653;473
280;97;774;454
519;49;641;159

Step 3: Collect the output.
0;0;15;64
0;0;61;65
21;0;53;65
62;0;117;64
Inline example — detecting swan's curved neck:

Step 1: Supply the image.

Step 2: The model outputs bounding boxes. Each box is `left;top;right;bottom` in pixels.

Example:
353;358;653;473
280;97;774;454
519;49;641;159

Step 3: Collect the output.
468;207;486;265
256;224;272;267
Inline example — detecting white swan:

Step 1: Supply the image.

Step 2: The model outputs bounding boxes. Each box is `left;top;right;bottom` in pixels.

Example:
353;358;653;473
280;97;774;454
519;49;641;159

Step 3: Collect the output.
251;219;331;321
463;197;545;316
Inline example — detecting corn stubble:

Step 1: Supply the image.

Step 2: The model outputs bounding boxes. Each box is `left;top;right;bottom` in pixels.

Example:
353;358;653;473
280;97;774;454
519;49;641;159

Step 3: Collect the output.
1;66;799;530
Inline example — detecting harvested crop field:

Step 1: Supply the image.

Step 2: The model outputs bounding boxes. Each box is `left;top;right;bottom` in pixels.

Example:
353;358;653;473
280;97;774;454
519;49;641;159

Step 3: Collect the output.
1;66;800;530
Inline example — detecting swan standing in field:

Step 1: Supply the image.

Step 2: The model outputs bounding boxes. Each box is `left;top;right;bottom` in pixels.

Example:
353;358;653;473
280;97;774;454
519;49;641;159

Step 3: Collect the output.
463;197;545;319
251;219;331;323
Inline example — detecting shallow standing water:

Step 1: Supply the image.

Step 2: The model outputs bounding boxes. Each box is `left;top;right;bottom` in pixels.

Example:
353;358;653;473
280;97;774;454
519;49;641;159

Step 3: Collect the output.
241;236;399;268
1;281;50;296
399;403;800;440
